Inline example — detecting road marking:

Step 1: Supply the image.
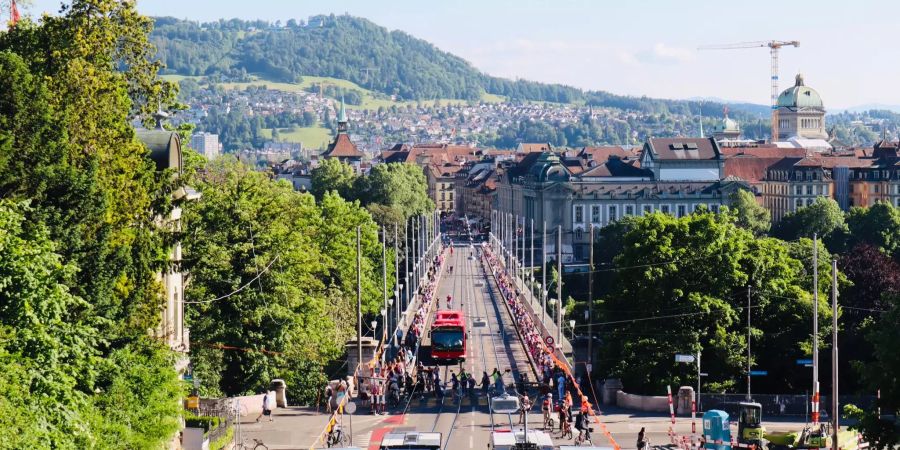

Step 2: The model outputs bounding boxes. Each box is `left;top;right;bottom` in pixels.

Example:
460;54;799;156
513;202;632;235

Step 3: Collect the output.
470;435;474;448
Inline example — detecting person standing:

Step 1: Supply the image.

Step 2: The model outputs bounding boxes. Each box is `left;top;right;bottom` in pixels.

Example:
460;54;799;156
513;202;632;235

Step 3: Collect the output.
492;368;504;395
256;391;273;422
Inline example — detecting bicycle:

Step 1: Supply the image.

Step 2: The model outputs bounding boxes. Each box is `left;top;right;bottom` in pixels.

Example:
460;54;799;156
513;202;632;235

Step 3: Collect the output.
543;408;555;431
326;425;350;448
235;438;268;450
574;427;593;446
560;419;573;440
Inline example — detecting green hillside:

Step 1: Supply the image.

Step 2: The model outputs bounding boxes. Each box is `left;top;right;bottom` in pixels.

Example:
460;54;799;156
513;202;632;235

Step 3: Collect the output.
150;15;770;122
151;15;584;103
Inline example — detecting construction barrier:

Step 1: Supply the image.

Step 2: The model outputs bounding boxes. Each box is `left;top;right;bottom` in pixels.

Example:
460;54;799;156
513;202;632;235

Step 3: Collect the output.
668;385;677;445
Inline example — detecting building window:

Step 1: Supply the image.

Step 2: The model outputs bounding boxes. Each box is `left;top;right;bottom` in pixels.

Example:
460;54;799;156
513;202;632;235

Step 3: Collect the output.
711;204;720;214
661;204;671;214
575;228;583;241
625;205;635;216
795;199;802;210
677;205;686;217
574;205;584;224
642;205;653;215
875;185;881;194
591;205;601;224
608;205;618;222
823;184;829;196
795;185;802;195
806;185;813;195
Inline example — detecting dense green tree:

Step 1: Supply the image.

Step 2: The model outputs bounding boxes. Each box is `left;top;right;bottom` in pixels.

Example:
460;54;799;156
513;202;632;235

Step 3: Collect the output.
599;212;827;394
771;197;847;241
0;0;187;445
183;158;391;400
846;202;900;259
310;158;357;201
846;291;900;449
727;189;771;236
354;162;434;219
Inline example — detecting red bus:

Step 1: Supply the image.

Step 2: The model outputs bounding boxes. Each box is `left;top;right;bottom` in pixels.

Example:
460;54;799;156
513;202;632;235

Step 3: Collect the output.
430;310;466;362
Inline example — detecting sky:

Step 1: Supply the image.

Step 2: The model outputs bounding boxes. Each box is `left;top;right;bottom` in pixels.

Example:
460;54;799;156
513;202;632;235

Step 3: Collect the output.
22;0;900;109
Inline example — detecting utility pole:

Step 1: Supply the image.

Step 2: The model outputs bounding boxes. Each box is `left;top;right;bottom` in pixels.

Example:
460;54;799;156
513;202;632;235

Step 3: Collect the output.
530;218;535;308
813;233;820;427
831;259;839;449
513;215;518;280
394;224;399;339
404;219;409;319
356;226;362;372
382;226;387;343
747;285;752;400
542;221;547;324
588;223;594;368
557;225;563;346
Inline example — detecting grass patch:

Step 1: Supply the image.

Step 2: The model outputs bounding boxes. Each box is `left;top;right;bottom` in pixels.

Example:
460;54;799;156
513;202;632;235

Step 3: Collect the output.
164;74;515;110
261;126;333;149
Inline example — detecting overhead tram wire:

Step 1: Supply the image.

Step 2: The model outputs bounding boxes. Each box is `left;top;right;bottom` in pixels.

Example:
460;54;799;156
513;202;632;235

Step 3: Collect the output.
184;255;280;304
441;243;479;450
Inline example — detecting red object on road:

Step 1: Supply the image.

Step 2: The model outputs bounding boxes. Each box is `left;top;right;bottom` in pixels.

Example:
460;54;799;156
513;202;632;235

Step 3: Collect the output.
430;310;466;361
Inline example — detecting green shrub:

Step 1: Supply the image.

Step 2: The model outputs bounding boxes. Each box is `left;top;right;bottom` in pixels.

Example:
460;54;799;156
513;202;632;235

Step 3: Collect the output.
184;416;220;433
210;426;234;450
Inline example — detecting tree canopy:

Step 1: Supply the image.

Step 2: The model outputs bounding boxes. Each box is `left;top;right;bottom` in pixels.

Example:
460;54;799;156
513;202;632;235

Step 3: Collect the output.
0;0;185;445
183;158;393;401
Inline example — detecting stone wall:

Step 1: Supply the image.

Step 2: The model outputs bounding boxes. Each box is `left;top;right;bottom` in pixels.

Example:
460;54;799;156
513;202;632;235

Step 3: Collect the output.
228;391;278;417
615;390;670;412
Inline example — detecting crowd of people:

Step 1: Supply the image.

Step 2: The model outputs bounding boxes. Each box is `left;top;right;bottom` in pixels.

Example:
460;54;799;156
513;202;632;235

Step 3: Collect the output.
482;243;596;443
404;250;444;351
482;244;557;379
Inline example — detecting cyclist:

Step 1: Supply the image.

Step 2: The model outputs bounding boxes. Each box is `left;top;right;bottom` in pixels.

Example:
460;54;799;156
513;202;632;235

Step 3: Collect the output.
518;393;533;425
575;399;592;444
558;403;571;437
446;294;452;309
542;392;554;430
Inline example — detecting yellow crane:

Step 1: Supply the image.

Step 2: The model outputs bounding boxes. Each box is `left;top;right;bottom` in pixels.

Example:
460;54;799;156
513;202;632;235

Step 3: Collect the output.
698;40;799;141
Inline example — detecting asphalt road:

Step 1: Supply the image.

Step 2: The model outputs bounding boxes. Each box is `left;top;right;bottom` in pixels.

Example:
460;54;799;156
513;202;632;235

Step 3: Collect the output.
236;246;827;450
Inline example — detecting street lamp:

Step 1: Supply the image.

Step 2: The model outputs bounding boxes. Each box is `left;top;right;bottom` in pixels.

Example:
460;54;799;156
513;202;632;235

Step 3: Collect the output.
370;320;378;339
569;320;576;342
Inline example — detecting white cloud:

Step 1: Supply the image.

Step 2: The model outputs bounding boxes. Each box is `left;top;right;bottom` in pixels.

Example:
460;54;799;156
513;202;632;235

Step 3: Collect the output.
637;42;696;65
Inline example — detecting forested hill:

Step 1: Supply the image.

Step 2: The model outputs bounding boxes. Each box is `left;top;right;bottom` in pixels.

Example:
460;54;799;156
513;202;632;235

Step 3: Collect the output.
150;14;582;102
150;15;772;121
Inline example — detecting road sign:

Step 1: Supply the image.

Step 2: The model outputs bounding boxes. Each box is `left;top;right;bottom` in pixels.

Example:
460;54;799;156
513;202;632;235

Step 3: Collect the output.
796;359;813;365
344;401;357;414
699;373;709;377
675;354;696;363
545;336;555;346
586;364;593;373
749;370;768;376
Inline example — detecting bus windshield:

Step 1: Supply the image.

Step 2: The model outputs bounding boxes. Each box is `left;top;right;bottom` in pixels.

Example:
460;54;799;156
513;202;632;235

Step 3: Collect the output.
431;328;464;351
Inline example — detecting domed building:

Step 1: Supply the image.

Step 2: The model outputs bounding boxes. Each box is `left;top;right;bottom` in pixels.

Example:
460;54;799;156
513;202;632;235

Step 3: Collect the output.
776;73;828;141
712;112;742;141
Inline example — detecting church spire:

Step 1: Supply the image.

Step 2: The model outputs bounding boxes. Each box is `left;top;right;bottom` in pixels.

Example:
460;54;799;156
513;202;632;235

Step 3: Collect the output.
337;97;348;134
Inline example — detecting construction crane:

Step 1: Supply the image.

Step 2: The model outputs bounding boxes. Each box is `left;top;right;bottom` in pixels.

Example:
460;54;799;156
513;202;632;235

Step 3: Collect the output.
698;40;799;140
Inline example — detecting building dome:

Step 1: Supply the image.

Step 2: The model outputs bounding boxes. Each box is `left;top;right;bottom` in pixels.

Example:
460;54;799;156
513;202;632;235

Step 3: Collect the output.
719;116;740;133
776;73;823;109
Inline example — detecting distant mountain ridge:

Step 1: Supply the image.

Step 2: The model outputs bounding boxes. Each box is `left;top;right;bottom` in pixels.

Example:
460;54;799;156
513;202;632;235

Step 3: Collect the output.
149;14;765;121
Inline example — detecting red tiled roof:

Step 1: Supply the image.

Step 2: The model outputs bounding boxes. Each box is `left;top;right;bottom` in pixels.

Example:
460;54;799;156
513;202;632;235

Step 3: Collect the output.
579;146;631;161
323;133;364;158
519;143;552;153
646;137;720;160
721;147;807;158
724;156;784;183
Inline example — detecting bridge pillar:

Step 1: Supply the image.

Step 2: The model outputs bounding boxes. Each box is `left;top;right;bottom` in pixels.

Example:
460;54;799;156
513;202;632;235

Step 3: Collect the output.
603;378;623;405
